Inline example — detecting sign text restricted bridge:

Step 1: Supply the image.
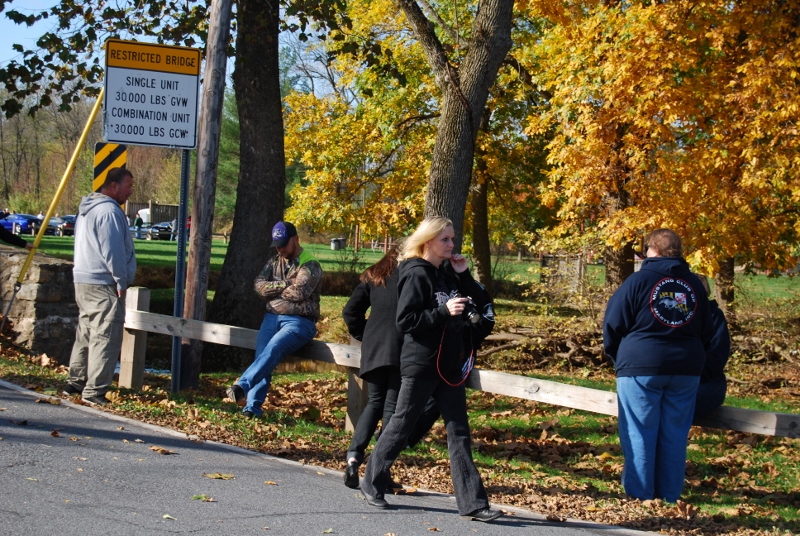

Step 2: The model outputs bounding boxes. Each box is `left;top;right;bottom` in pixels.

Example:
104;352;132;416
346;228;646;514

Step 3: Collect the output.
103;39;201;149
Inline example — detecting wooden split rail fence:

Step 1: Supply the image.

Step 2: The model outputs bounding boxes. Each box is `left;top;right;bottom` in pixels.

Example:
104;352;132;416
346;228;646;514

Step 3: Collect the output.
120;288;800;438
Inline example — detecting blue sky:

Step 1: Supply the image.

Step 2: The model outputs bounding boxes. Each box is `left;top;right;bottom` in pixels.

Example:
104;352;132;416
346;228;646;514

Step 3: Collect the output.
0;2;54;66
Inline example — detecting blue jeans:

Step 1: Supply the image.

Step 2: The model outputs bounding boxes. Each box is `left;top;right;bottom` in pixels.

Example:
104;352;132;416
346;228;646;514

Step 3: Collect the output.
617;375;699;502
361;373;489;515
237;313;317;416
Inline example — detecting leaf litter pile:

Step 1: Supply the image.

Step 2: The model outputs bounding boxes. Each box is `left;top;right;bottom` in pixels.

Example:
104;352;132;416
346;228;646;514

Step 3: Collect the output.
2;320;800;536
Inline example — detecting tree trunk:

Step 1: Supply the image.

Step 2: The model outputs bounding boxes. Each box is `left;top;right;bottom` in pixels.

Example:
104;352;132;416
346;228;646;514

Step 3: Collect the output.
605;242;635;291
204;0;286;371
397;0;514;248
715;255;736;321
181;0;234;388
603;127;635;290
471;151;492;295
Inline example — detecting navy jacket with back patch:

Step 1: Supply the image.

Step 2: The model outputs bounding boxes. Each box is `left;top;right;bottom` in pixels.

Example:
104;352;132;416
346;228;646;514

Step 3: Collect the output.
603;257;713;377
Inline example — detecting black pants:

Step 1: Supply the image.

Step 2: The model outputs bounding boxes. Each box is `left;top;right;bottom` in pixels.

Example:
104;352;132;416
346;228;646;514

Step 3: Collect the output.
347;366;440;463
360;373;489;515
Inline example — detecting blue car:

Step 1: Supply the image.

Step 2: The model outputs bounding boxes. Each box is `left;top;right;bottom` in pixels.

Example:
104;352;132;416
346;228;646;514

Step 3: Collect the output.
0;214;41;236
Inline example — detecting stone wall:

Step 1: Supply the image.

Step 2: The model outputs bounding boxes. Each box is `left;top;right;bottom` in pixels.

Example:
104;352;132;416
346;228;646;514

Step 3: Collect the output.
0;246;77;363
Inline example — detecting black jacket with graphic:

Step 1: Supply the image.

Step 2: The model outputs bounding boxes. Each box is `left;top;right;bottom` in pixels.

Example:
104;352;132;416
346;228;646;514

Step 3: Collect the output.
395;257;478;382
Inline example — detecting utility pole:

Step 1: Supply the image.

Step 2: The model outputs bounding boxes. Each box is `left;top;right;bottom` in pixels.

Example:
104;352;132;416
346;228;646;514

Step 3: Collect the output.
181;0;234;389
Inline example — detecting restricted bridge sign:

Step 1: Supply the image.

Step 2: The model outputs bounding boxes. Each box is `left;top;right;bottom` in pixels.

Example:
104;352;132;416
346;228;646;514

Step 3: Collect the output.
103;39;201;149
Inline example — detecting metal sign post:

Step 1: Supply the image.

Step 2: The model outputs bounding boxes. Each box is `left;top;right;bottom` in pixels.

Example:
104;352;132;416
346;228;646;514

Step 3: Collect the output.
171;149;191;393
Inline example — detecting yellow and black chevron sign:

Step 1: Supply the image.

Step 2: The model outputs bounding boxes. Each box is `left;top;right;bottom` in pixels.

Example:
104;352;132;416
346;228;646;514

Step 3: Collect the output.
93;143;127;192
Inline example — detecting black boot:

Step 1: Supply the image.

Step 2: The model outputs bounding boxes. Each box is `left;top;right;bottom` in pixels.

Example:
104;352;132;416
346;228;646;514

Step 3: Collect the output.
344;461;359;489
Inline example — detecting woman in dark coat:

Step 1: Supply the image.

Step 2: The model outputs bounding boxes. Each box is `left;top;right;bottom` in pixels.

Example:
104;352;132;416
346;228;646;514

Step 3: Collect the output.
341;245;438;488
692;274;731;419
603;229;712;502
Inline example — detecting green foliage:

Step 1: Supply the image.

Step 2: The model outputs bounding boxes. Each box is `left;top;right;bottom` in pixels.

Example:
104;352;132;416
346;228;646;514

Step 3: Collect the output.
214;91;240;232
0;0;211;118
0;0;350;118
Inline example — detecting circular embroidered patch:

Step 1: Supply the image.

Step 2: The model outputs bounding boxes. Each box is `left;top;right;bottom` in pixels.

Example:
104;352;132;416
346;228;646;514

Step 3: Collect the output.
649;277;698;327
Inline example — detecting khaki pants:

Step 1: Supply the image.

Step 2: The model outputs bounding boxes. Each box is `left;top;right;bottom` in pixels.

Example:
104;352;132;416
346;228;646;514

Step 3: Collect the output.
67;284;125;398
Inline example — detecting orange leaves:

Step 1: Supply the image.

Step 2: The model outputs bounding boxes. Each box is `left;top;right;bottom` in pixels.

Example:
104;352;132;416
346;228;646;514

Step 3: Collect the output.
672;500;698;520
149;445;176;455
283;86;427;238
528;0;800;268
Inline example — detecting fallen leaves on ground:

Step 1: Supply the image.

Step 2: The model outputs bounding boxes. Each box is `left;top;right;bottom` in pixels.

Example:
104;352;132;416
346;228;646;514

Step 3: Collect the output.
4;323;800;536
149;445;176;455
203;473;235;480
673;500;697;520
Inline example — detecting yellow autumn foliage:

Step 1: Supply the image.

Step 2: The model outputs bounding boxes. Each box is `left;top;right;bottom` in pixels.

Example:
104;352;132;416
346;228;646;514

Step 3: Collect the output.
523;0;800;273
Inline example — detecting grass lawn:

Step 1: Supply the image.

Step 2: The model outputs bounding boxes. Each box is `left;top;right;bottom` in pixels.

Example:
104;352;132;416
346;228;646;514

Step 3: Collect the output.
35;235;800;307
34;236;386;273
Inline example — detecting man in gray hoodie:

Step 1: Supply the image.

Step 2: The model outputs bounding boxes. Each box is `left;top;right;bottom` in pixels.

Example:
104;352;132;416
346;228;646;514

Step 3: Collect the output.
63;167;136;406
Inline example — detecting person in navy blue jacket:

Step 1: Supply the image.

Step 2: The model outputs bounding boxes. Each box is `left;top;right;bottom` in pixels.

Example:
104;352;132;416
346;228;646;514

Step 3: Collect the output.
603;229;713;502
692;274;731;420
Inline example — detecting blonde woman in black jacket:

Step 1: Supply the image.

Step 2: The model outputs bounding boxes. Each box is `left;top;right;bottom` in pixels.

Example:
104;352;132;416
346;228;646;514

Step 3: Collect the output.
359;216;502;523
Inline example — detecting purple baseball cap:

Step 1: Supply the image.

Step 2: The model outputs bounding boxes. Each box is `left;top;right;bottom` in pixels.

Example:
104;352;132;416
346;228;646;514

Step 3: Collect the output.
271;221;297;248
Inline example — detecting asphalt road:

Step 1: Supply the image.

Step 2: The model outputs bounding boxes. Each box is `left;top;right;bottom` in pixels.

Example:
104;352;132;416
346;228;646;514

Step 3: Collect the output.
0;379;652;536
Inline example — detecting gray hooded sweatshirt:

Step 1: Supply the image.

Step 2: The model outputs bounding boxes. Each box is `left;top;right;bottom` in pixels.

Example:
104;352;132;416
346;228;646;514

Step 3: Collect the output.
73;193;136;292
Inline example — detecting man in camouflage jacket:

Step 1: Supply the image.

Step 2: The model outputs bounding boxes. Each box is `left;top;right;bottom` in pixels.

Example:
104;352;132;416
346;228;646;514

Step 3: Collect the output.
225;222;323;417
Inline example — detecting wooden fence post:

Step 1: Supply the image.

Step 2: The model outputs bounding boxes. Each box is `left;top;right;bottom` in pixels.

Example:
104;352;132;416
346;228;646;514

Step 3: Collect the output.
119;287;150;390
345;336;368;432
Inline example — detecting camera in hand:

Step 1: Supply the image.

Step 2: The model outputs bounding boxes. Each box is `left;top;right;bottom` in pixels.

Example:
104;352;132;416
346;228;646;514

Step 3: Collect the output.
463;296;481;324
